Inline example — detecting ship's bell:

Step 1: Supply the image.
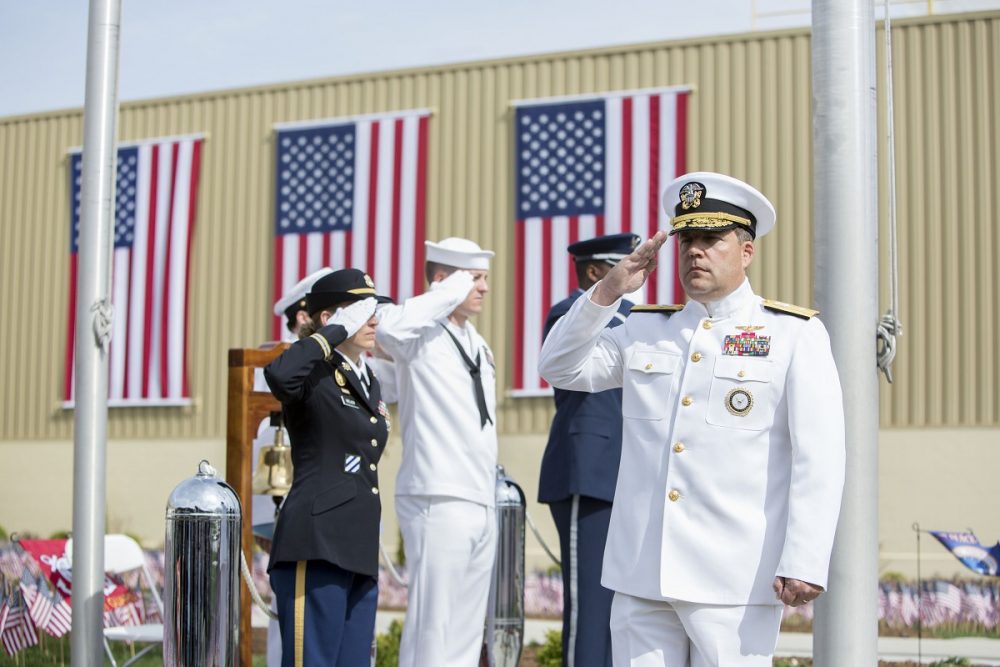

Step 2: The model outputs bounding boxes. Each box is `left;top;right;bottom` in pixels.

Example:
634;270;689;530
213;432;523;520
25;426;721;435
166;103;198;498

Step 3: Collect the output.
251;417;293;495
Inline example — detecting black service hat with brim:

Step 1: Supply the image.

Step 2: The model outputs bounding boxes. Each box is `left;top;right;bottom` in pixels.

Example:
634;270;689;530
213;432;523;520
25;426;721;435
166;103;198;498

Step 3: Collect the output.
306;268;393;316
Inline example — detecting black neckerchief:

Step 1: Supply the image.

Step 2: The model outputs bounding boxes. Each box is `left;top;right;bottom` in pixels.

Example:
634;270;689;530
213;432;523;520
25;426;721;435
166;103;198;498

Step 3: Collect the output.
439;323;493;428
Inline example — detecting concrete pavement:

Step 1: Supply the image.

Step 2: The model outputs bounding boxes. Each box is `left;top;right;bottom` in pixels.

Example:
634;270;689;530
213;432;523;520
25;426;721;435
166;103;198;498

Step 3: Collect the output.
252;607;1000;664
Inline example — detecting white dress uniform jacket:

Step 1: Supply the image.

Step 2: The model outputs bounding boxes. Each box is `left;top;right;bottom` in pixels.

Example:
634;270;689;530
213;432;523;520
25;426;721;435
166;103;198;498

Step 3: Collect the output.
376;281;498;507
538;279;845;605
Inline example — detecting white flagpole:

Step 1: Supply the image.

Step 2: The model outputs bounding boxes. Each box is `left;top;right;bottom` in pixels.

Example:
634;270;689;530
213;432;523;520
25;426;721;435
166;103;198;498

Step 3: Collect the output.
71;0;122;665
811;1;880;665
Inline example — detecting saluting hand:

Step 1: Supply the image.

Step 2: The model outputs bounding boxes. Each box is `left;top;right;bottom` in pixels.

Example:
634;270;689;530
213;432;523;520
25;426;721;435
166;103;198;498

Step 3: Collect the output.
329;297;377;337
773;576;824;607
430;269;475;296
591;230;669;306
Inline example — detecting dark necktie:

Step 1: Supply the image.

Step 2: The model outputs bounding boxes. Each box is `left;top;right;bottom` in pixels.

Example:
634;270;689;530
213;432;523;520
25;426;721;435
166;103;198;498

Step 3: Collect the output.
440;324;493;429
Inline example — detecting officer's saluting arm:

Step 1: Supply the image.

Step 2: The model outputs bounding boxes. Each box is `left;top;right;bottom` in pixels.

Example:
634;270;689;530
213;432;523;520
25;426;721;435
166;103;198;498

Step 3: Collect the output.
539;233;665;392
775;317;846;590
264;298;376;403
538;286;625;393
375;270;474;356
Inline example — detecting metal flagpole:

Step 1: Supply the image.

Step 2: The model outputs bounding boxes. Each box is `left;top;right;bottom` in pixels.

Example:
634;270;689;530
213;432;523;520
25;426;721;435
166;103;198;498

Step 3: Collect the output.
71;0;123;665
810;0;880;666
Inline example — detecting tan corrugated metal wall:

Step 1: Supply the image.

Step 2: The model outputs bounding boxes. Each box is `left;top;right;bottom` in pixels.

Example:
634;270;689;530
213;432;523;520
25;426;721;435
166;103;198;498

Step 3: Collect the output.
1;11;998;443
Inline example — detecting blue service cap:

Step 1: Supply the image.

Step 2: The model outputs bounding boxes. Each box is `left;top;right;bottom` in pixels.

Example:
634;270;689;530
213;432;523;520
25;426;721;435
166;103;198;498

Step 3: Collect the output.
567;232;641;265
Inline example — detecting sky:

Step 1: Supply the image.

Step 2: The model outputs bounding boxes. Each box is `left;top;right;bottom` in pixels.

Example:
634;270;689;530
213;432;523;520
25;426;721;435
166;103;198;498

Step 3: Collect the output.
1;0;997;118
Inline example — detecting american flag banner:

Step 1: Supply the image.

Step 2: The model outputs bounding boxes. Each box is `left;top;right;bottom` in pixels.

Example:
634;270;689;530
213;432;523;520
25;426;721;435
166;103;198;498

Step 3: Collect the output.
511;88;690;395
21;581;51;635
64;135;205;406
272;110;431;339
0;590;38;657
22;577;71;638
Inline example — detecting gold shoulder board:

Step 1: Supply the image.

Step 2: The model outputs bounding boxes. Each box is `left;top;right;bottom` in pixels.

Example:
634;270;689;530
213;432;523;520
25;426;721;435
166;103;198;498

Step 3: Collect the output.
629;304;684;314
761;299;819;319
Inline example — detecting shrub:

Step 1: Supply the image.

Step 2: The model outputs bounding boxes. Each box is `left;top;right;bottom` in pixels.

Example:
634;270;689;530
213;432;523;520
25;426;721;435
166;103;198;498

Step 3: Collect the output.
375;619;403;667
395;529;405;567
535;629;562;667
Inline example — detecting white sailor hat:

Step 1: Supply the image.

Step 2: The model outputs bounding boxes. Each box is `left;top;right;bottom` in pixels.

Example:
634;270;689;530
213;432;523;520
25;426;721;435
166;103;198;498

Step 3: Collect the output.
273;267;334;327
424;237;494;270
662;171;776;239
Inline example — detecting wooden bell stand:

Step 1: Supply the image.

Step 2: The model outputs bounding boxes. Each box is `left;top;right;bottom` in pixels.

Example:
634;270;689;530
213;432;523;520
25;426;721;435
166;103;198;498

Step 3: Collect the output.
225;344;287;667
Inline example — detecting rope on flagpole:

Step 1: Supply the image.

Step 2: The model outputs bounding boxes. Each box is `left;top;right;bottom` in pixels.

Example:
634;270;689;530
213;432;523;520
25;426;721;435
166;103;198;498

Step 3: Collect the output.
878;0;903;383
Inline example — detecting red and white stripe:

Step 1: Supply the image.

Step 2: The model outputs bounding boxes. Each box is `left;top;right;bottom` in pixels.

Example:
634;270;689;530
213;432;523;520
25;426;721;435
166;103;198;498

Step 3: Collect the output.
513;89;689;395
22;584;51;634
272;111;429;339
43;595;71;638
64;136;203;406
0;606;39;657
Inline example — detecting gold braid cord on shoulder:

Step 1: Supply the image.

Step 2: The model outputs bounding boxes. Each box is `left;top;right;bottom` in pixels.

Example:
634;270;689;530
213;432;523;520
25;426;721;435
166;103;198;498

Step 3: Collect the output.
761;299;819;319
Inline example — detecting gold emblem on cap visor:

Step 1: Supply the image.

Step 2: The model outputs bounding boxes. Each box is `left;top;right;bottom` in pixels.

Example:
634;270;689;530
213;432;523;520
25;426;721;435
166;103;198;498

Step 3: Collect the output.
679;182;705;210
725;387;754;416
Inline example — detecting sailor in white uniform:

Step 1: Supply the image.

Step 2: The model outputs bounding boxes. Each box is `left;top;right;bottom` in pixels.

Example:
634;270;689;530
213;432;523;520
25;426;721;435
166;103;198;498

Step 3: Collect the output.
538;172;846;666
376;237;499;667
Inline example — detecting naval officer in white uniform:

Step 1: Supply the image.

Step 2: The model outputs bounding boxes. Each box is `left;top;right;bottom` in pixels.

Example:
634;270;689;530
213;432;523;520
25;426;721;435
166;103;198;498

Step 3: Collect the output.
376;237;499;667
538;172;846;666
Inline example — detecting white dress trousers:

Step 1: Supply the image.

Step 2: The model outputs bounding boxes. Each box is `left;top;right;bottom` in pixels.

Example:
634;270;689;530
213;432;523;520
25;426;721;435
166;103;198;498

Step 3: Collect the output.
396;495;497;667
610;593;782;667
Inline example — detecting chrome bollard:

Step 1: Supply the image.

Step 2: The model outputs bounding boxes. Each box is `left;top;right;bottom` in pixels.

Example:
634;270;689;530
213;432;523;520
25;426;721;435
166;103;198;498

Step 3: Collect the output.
164;460;242;666
485;465;526;667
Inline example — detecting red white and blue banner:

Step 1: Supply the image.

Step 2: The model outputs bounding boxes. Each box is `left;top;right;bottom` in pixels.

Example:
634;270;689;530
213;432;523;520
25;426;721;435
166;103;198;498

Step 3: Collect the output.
272;110;431;339
510;88;690;396
64;135;205;407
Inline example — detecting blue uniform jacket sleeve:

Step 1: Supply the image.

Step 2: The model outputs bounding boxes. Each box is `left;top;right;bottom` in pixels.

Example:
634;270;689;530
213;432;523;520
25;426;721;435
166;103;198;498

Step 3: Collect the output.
264;323;348;403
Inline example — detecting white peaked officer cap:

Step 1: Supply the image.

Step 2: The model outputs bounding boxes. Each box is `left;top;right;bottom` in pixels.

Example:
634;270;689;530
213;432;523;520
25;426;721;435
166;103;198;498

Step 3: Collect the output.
273;267;334;317
662;171;776;240
425;237;495;270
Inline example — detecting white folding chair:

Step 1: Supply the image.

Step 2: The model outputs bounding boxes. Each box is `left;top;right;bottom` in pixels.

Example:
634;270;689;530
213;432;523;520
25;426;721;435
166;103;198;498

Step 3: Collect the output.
67;534;164;667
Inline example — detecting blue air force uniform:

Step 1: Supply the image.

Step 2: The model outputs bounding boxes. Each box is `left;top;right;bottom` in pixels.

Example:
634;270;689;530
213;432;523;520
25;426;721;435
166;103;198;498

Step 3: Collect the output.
538;233;638;667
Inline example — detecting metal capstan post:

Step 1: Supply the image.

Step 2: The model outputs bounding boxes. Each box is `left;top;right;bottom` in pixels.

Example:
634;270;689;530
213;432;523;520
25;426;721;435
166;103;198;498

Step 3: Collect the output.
485;465;526;667
164;460;243;666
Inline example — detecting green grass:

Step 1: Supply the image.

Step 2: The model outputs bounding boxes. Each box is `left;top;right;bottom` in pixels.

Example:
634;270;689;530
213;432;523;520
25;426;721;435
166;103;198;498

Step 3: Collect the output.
0;640;268;666
0;637;159;666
